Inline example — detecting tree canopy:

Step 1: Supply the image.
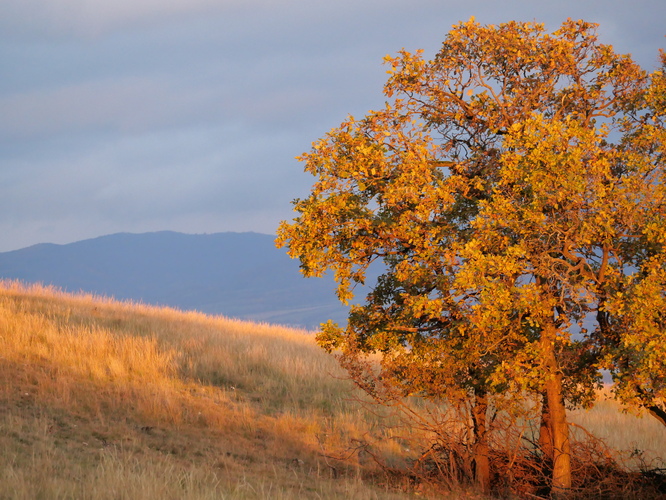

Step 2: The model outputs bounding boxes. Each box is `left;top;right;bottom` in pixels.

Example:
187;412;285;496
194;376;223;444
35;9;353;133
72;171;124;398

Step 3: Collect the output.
277;18;665;494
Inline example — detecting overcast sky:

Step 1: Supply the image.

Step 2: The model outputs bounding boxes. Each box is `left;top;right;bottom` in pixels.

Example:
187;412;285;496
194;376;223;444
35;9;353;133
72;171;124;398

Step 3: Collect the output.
0;0;664;252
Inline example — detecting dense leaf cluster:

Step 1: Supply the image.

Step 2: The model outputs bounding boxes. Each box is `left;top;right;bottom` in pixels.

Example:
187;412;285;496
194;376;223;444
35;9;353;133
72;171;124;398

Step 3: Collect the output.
278;18;665;493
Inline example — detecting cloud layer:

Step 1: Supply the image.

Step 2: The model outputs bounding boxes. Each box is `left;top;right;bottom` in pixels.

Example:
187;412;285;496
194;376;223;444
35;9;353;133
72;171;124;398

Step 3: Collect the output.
0;0;664;251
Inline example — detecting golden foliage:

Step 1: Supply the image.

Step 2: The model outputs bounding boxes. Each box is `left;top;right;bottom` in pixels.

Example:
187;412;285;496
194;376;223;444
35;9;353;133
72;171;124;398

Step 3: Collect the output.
278;18;665;493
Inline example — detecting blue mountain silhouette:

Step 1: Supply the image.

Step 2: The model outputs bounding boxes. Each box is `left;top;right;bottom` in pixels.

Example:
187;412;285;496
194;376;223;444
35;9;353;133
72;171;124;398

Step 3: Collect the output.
0;231;352;329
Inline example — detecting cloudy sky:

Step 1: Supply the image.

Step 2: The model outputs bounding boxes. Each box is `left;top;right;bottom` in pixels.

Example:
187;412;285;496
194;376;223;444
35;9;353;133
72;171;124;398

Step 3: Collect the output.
0;0;664;252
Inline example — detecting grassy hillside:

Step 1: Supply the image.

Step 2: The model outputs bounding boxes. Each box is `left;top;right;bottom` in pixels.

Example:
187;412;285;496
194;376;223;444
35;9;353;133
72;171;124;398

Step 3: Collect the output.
0;281;421;499
0;281;664;499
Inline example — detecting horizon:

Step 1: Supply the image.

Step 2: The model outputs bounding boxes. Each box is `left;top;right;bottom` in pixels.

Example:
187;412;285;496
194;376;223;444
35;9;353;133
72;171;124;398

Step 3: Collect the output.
0;229;346;328
0;229;279;253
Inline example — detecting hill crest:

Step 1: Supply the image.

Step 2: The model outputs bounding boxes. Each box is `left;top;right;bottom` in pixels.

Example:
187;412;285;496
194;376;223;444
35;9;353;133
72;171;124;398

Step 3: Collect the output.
0;231;347;328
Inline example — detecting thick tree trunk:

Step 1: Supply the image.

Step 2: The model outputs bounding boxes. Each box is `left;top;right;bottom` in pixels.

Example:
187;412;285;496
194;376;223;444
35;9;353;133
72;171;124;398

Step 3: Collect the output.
545;372;571;496
541;330;571;497
539;392;553;460
472;391;490;494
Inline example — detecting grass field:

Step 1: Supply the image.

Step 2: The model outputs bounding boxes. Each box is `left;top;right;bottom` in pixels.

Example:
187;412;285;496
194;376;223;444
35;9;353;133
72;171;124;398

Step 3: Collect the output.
0;281;427;499
0;281;663;499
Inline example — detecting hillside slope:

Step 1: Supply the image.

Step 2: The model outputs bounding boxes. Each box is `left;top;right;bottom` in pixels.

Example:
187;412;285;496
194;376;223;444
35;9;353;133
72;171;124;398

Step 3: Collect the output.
1;283;664;498
0;231;351;328
0;282;416;499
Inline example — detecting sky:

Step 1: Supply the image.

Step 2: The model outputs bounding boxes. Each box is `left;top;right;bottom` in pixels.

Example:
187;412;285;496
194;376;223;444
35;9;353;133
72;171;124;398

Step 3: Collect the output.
0;0;664;252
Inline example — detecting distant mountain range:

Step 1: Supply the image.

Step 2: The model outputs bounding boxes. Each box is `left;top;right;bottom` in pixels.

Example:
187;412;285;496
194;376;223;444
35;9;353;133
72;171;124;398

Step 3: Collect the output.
0;231;355;329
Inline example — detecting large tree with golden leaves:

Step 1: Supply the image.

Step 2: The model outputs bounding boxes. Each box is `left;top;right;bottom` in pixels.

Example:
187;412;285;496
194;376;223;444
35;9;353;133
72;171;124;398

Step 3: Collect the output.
277;19;665;495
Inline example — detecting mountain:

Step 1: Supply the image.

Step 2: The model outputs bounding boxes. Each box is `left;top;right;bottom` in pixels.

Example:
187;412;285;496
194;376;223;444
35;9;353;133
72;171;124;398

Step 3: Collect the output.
0;231;353;328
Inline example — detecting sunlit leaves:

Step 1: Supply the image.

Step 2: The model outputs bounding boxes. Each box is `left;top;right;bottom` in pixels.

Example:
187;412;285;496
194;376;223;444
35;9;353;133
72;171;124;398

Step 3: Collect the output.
277;18;664;417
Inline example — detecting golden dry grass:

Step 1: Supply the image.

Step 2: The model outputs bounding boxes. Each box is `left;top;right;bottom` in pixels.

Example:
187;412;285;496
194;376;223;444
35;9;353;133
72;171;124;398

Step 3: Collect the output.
1;280;663;498
0;281;422;499
568;388;666;470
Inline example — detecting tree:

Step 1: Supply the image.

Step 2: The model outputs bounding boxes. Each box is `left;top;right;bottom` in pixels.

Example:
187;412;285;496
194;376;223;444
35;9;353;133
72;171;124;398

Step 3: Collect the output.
277;18;665;495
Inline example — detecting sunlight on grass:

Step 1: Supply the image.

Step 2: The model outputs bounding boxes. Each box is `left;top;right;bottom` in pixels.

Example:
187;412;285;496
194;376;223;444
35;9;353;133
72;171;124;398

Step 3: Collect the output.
568;389;666;469
0;281;418;499
1;280;663;498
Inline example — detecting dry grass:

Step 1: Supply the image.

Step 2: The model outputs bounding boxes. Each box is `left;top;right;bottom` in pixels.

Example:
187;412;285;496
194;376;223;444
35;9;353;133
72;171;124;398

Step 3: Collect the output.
568;388;666;470
1;280;664;498
0;281;420;499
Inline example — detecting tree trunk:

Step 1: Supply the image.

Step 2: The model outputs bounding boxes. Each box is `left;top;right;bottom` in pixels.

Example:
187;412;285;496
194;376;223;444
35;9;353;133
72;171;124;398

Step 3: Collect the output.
539;392;553;460
542;329;571;497
545;373;571;495
472;391;490;494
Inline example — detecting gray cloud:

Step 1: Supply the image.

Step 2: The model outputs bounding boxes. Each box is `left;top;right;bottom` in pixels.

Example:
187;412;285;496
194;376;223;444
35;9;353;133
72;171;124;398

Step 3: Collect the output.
0;0;664;251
